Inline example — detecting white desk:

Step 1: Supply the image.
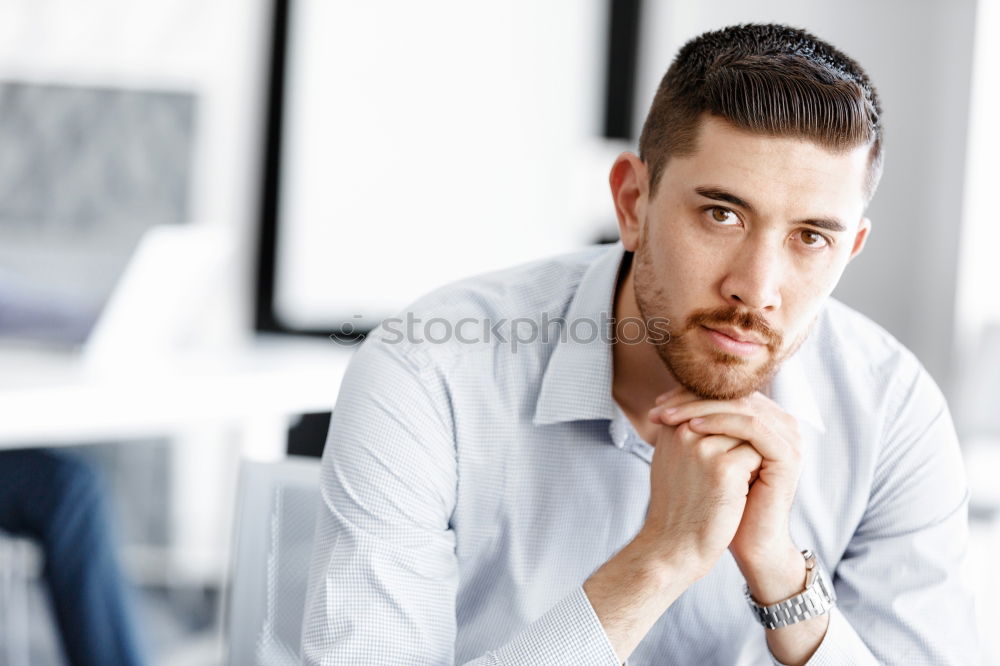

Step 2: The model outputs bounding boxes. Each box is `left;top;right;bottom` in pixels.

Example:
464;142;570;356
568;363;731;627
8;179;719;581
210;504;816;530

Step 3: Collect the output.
0;334;357;584
0;334;355;458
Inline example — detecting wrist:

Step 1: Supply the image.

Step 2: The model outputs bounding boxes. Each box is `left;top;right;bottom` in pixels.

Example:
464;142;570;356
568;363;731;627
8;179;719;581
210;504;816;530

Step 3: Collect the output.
631;528;712;586
736;543;806;605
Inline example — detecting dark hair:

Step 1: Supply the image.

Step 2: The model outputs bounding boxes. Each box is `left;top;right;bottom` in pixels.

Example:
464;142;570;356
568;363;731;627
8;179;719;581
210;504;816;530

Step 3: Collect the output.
638;24;883;202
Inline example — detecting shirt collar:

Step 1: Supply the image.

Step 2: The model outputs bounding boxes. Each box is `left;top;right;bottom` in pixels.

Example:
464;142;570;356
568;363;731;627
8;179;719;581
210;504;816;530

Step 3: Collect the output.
532;241;627;426
531;240;826;435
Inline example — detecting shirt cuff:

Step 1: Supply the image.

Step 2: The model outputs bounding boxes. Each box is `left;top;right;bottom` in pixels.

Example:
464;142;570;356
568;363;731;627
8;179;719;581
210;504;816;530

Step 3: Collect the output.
769;606;878;666
482;586;622;666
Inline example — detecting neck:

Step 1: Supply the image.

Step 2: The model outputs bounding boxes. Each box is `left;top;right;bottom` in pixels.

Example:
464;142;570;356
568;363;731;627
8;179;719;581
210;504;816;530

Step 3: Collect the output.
611;251;681;419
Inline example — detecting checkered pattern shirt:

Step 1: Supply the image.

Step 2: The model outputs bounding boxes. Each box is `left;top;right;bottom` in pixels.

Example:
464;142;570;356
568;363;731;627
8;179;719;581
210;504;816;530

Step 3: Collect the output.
301;241;978;665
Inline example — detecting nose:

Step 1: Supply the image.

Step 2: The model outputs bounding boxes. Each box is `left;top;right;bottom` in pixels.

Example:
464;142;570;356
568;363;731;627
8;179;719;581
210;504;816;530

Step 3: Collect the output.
718;237;783;311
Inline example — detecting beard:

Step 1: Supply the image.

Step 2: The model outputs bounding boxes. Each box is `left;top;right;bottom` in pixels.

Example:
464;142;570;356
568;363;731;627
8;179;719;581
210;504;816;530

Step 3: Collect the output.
631;242;807;400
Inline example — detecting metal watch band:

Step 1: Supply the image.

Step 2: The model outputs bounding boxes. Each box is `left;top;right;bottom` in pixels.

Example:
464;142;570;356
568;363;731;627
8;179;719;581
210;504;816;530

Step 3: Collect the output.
744;548;837;630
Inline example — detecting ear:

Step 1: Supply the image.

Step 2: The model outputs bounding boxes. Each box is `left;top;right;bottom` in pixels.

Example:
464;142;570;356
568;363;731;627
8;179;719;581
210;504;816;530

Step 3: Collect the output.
609;152;649;253
848;216;871;261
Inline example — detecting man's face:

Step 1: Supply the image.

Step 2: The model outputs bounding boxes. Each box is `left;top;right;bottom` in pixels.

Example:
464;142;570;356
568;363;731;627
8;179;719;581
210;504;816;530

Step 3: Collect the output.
631;115;871;400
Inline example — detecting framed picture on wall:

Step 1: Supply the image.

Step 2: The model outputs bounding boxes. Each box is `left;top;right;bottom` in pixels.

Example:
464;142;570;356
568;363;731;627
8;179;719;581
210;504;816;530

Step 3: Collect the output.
256;0;642;338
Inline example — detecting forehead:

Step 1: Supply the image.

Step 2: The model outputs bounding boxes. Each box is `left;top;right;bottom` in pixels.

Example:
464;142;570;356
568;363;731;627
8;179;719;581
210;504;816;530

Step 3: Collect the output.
660;115;870;221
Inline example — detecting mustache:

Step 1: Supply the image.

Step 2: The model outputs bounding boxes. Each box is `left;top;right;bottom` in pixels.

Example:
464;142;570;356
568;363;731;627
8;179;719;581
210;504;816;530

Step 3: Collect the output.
686;306;782;351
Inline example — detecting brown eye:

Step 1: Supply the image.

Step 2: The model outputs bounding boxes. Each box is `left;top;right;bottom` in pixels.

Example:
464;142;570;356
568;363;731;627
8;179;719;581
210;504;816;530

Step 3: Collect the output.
799;230;829;247
709;207;736;224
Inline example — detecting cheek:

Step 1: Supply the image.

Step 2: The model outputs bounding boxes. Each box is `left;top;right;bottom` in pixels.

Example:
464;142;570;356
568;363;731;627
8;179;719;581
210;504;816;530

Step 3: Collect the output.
808;253;852;299
782;264;841;330
658;246;720;309
661;225;724;285
789;242;853;293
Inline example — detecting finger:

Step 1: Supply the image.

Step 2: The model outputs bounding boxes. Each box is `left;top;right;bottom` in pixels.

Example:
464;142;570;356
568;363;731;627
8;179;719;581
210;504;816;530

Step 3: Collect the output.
669;422;738;449
649;396;753;425
655;388;702;409
671;421;703;447
726;442;764;474
691;433;746;457
685;412;790;461
664;387;768;405
651;389;783;426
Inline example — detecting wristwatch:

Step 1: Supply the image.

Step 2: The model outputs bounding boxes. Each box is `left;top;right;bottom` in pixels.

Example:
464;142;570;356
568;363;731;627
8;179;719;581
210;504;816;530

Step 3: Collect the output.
744;548;837;630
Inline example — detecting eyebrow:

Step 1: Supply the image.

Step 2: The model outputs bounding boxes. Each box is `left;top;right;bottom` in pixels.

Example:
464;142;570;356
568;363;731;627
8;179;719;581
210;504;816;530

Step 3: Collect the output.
694;185;847;233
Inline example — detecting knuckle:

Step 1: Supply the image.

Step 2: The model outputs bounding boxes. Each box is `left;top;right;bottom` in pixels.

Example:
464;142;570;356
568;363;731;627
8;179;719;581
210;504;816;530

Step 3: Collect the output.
718;462;739;483
674;422;698;445
695;439;715;462
708;459;728;482
713;460;742;485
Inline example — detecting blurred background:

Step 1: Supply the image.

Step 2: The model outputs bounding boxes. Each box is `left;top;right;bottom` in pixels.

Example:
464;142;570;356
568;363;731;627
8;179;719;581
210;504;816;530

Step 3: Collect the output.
0;0;997;664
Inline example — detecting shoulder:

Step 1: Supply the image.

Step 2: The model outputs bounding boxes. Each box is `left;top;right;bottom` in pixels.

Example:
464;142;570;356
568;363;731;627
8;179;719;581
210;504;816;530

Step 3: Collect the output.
811;298;944;415
814;298;923;378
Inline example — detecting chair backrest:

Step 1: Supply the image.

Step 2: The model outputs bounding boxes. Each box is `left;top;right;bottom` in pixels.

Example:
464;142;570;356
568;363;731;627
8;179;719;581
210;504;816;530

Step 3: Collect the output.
225;456;321;666
0;532;43;666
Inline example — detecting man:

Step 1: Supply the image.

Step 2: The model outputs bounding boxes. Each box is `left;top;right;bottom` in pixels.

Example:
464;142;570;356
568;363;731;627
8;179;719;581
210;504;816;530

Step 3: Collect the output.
302;23;978;665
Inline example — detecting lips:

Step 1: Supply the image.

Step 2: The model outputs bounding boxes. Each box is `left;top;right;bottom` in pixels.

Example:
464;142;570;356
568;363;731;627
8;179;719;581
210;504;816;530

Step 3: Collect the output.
704;325;766;346
701;326;767;358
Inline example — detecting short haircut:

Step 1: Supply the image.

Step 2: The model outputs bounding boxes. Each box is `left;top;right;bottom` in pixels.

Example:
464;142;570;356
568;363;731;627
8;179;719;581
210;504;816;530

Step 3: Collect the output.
638;23;883;202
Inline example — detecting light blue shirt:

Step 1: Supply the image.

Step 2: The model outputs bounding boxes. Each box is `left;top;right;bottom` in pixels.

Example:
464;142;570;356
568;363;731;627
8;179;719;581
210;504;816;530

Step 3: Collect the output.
301;240;978;665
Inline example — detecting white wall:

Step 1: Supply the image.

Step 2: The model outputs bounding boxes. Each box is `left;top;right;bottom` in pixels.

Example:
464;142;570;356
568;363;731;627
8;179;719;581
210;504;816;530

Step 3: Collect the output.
273;0;610;331
635;0;978;393
950;0;1000;438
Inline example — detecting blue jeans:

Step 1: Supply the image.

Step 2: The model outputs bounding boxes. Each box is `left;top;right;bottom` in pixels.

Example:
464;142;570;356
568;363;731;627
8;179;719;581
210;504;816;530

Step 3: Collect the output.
0;449;146;666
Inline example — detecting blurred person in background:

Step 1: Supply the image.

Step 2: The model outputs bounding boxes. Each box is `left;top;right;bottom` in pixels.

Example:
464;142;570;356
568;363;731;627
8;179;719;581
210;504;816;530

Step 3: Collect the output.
0;274;145;664
302;23;977;665
0;449;147;666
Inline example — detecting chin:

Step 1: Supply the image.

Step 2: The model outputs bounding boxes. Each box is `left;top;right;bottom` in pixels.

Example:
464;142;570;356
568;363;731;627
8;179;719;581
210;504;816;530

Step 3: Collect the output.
663;346;779;401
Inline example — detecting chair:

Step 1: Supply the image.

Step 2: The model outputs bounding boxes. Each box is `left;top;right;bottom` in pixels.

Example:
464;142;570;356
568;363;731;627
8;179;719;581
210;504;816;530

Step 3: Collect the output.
224;456;321;666
0;532;43;666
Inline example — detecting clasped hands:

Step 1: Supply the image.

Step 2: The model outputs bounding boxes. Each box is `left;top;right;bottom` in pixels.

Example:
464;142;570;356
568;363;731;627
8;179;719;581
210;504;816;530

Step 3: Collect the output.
643;386;805;589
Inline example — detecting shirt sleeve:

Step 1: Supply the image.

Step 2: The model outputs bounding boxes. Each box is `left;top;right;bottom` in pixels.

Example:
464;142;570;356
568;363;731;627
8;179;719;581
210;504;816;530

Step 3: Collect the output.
300;331;623;666
776;363;980;665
